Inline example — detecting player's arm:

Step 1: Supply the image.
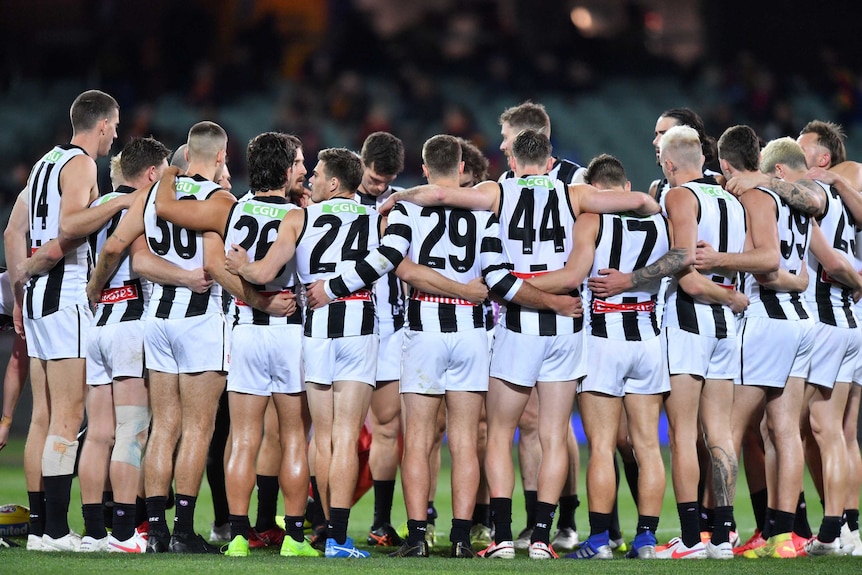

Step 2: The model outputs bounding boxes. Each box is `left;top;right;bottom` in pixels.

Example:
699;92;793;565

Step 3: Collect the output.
725;171;825;217
526;216;598;295
395;259;489;304
86;192;147;304
58;155;134;240
805;166;862;222
129;235;213;293
695;190;779;275
380;181;500;215
204;232;295;317
570;184;660;217
225;208;302;285
154;167;235;234
755;264;809;293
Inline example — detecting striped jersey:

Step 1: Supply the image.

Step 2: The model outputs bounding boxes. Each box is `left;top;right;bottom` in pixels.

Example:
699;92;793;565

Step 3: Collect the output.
742;187;811;321
805;181;857;328
24;144;91;318
587;212;670;341
325;202;523;333
499;157;584;185
664;180;746;338
89;185;150;326
497;175;581;336
295;197;382;338
143;175;223;319
224;195;301;327
356;187;405;334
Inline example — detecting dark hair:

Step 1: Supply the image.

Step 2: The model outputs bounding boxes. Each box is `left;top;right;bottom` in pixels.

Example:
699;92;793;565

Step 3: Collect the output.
800;120;846;166
247;132;298;193
319;148;363;193
717;125;761;172
584;154;627;188
499;101;550;133
119;137;171;181
70;90;119;132
511;129;552;167
458;137;490;185
360;131;404;176
660;107;718;167
422;135;462;177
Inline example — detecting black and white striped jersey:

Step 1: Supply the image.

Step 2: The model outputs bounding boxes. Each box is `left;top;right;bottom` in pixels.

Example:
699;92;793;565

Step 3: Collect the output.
24;144;91;319
497;175;581;336
143;175;223;319
805;181;857;328
587;212;670;341
664;179;746;338
356;187;405;334
499;158;584;185
89;185;150;326
295;197;382;338
224;195;301;327
742;187;811;321
324;202;523;333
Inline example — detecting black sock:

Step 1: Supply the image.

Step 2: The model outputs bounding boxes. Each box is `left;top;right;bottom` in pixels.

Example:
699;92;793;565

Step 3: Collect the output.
636;514;659;535
588;511;612;538
146;496;169;537
773;509;795;536
712;506;734;544
622;454;640;506
229;514;250;541
254;475;279;532
307;477;325;527
450;518;471;544
490;498;513;542
206;391;230;526
284;515;305;543
677;501;700;548
427;501;437;525
530;501;556;544
472;503;490;527
845;509;860;532
609;497;622;540
102;490;114;529
173;493;197;535
524;490;537;529
371;480;396;528
700;506;714;533
557;494;579;530
43;475;73;538
82;503;107;539
794;492;812;538
818;515;842;543
328;507;350;544
27;491;45;537
750;488;768;532
406;519;427;546
112;503;137;541
763;507;775;538
135;496;147;527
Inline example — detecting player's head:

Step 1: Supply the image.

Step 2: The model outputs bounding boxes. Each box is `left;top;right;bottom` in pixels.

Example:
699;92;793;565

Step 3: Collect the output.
584;154;630;192
247;132;298;194
760;137;808;178
109;153;124;189
70;89;120;157
654;107;716;168
422;135;462;181
359;131;404;196
187;121;228;180
717;125;761;177
798;120;846;169
499;101;550;158
118;136;172;187
457;137;489;186
511;129;552;171
659;125;704;182
283;134;308;204
312;148;363;202
170;144;189;171
216;164;232;192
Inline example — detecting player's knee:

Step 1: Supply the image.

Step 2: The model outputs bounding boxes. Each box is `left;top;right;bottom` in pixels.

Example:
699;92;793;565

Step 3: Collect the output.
42;435;79;476
111;405;151;468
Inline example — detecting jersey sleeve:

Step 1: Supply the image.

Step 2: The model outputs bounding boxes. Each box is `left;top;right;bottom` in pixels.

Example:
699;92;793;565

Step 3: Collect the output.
479;213;523;301
324;204;412;299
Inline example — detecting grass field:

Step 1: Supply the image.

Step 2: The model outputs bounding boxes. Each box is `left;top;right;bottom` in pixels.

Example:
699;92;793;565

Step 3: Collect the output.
1;435;858;574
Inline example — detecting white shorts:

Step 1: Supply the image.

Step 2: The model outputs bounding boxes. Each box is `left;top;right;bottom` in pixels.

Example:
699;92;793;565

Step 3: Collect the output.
737;316;813;388
24;304;92;360
144;313;229;374
489;327;587;387
227;324;304;396
304;334;378;386
665;326;739;380
579;335;669;396
400;328;489;394
807;322;861;388
376;327;403;382
86;320;146;386
854;325;862;385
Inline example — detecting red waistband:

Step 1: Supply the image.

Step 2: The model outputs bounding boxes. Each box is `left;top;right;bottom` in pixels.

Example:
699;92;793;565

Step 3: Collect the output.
592;298;655;314
100;285;140;304
512;270;548;279
335;288;372;302
410;290;474;306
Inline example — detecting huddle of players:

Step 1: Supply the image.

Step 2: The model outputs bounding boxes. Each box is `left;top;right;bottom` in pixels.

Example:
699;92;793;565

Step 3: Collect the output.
12;88;862;561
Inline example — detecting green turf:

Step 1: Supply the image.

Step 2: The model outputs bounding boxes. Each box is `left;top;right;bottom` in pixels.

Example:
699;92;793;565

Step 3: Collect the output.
0;436;857;573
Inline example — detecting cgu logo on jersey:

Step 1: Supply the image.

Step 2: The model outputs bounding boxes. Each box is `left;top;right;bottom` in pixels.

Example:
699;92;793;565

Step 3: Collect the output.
95;193;120;206
44;150;64;163
174;181;202;195
322;202;368;215
701;185;734;201
242;202;289;220
517;176;553;190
